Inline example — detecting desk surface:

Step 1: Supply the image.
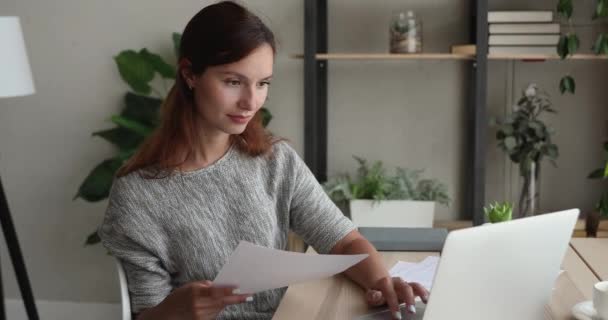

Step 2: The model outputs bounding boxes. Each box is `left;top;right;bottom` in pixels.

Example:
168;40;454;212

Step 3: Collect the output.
273;242;600;320
570;238;608;281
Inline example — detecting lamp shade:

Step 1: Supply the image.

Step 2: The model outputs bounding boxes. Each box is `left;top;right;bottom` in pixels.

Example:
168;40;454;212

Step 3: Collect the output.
0;16;35;98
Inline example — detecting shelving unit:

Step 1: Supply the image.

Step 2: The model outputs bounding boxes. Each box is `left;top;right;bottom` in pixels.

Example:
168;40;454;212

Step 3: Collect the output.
301;0;489;224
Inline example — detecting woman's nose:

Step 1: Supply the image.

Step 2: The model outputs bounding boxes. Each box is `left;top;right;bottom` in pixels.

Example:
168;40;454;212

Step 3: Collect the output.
238;87;257;110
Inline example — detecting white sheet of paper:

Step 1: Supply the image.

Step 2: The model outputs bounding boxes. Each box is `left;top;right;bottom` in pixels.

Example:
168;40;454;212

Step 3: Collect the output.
389;256;439;290
213;241;368;294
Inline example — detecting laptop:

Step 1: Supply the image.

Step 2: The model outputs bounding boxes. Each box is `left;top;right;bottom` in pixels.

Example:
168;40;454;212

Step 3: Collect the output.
356;209;579;320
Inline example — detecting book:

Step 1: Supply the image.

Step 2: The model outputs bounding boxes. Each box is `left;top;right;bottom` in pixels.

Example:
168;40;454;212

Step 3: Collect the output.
488;11;553;23
450;44;476;54
489;34;560;45
489;46;557;55
489;23;560;34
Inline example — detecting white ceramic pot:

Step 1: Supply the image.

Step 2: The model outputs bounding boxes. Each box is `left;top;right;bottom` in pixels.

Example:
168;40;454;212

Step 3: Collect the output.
349;199;435;228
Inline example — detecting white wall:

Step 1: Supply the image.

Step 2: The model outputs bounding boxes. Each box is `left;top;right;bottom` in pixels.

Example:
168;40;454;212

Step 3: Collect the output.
0;0;605;305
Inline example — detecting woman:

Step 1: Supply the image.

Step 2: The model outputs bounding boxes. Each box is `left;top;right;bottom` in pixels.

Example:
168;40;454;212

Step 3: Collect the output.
98;2;428;319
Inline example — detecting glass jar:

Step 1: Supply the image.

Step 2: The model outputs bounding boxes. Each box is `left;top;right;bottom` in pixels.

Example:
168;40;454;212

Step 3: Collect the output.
389;10;422;53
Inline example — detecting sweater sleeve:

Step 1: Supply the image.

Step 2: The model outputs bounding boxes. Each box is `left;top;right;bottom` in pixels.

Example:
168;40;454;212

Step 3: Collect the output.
98;179;173;314
283;144;356;254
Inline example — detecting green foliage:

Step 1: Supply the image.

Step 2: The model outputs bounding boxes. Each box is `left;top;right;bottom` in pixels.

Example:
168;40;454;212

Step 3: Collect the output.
323;156;451;212
556;0;608;94
559;76;575;94
588;141;608;218
493;84;559;177
557;0;573;19
484;201;513;223
78;32;273;246
596;0;608;18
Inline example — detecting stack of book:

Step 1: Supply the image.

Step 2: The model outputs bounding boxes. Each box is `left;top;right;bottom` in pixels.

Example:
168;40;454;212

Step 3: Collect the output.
488;10;560;55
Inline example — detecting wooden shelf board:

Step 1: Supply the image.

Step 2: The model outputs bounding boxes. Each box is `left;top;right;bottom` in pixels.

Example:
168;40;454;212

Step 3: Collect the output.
488;53;608;60
290;53;474;60
290;53;608;61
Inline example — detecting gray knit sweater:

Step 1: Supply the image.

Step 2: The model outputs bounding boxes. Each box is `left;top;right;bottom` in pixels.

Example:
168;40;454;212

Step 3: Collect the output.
98;141;356;319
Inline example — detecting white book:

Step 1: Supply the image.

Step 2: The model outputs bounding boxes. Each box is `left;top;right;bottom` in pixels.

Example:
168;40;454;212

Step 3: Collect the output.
489;46;557;55
488;11;553;23
489;23;560;34
489;34;560;45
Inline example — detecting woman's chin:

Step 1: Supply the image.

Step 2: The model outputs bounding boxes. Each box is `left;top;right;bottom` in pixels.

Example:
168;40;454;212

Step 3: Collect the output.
223;124;248;135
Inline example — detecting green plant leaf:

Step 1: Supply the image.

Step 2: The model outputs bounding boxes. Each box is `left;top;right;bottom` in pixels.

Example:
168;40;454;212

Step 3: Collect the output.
260;107;272;127
589;168;604;179
545;144;559;159
504;137;517;150
114;50;155;94
92;127;144;151
557;0;573;18
598;0;608;18
172;32;182;58
567;34;580;55
139;48;176;79
122;92;162;127
557;35;569;59
74;157;124;202
559;76;575;94
84;230;101;246
111;115;154;137
605;161;608;178
593;34;606;54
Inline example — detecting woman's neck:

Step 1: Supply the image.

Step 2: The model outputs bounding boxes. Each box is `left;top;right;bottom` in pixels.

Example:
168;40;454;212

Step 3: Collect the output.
180;132;232;171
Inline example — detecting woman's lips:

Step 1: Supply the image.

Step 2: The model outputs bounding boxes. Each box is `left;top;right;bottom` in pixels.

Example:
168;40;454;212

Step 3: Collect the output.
227;115;251;124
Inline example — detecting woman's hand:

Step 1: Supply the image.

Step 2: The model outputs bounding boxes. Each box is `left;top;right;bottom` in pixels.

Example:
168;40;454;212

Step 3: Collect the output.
138;280;252;320
364;277;429;320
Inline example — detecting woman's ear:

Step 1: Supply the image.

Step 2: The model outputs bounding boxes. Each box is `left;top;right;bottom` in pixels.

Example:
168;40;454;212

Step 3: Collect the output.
179;58;195;89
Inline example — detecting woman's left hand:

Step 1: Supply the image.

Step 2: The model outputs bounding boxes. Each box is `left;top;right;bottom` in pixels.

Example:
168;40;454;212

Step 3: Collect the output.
365;276;429;318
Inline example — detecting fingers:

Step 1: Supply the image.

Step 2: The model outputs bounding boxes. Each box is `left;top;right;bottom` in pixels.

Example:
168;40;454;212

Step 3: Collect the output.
192;282;254;305
394;278;416;314
365;289;386;306
376;277;401;320
408;282;429;304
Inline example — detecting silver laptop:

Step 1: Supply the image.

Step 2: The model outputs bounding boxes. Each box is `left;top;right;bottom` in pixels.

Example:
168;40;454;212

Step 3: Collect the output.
357;209;579;320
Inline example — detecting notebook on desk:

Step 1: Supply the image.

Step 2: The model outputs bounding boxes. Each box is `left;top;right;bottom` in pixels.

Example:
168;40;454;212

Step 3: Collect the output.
358;227;448;252
355;209;579;320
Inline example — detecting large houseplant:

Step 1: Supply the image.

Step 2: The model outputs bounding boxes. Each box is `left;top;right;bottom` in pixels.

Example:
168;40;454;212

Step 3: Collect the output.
75;33;272;245
323;156;450;228
493;83;559;218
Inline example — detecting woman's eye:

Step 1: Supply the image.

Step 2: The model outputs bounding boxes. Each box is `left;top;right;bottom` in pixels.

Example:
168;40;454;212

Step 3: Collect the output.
258;81;271;87
225;80;241;86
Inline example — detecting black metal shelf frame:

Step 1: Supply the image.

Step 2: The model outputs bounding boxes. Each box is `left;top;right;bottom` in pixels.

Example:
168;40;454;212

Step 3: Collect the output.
303;0;488;225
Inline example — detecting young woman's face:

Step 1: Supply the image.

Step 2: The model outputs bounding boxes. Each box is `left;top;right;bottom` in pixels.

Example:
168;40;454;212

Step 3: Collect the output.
188;43;274;136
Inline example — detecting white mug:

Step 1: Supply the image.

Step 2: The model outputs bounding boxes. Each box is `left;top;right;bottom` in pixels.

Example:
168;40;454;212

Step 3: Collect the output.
594;281;608;319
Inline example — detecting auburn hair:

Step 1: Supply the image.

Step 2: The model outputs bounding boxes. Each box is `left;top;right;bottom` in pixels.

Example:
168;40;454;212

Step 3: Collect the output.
117;1;280;179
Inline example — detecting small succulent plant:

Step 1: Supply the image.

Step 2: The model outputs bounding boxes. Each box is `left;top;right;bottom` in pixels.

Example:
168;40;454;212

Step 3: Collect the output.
484;201;513;223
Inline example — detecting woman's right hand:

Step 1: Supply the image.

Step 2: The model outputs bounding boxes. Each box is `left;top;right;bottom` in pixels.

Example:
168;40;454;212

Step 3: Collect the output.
138;280;253;320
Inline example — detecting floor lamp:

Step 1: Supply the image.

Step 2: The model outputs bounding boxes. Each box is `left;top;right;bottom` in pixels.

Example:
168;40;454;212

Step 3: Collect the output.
0;17;40;320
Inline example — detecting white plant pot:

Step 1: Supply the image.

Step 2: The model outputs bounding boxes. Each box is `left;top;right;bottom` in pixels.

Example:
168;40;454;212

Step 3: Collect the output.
349;199;435;228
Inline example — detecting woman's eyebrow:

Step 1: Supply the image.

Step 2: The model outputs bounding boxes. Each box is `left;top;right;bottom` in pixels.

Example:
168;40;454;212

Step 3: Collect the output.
219;71;273;80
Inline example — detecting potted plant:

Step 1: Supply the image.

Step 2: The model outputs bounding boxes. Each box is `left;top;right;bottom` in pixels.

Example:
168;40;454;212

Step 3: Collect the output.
74;33;272;246
586;142;608;237
323;156;450;228
483;201;513;224
492;83;559;218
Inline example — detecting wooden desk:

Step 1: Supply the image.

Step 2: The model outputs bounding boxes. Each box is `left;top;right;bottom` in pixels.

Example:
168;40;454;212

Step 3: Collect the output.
570;238;608;280
273;245;596;320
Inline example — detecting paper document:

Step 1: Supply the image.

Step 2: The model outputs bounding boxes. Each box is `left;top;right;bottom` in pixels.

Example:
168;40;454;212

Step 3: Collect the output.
214;241;368;294
389;256;439;290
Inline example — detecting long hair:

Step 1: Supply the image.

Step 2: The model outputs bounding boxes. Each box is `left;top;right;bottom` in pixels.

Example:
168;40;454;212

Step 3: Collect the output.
117;1;279;179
